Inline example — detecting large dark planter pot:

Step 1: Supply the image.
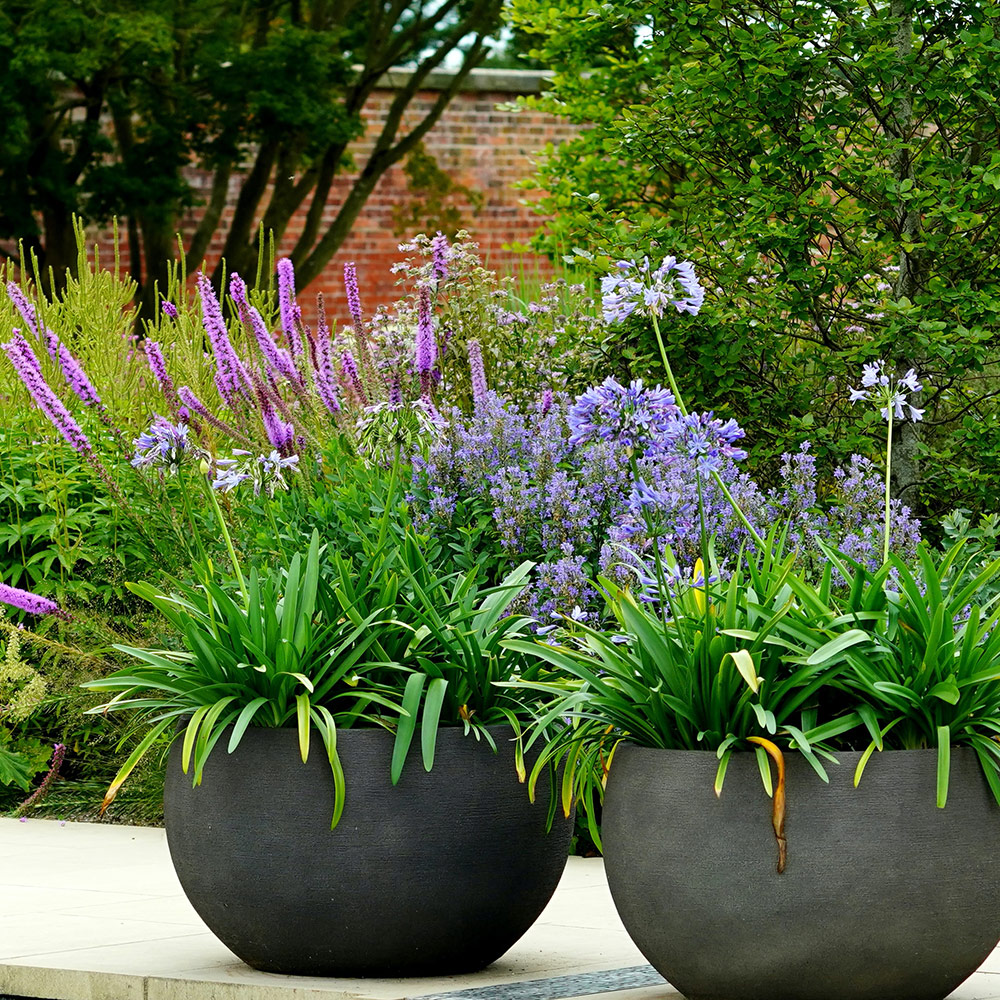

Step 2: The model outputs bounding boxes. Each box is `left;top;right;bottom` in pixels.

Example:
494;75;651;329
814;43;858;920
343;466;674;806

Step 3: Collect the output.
602;745;1000;1000
164;725;573;976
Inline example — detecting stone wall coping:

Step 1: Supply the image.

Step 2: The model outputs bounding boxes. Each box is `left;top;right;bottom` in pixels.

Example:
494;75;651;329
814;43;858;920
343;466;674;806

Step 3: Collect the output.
374;66;553;95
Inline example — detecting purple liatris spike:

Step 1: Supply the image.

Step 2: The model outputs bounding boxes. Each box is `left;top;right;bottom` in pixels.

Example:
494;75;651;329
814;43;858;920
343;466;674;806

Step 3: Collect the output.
467;338;487;408
344;262;363;331
6;282;40;338
416;287;436;400
161;300;178;320
17;743;67;813
341;349;368;405
389;377;403;408
230;273;300;386
310;327;341;417
430;232;450;284
276;258;303;358
177;386;252;445
46;333;103;409
7;285;102;408
1;333;92;455
144;340;178;408
0;581;64;617
197;272;253;406
261;401;295;456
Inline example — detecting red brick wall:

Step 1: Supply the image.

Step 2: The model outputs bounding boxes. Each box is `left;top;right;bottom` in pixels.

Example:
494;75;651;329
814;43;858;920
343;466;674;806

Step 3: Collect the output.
93;69;577;329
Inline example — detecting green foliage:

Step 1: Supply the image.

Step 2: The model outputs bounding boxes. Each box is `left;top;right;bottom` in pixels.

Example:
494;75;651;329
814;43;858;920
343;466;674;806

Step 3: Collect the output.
392;143;484;239
0;0;503;306
508;533;872;845
831;541;1000;807
511;0;1000;516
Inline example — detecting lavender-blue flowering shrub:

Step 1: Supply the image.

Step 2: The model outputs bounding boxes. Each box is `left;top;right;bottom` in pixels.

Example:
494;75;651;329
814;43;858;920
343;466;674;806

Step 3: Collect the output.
410;379;922;624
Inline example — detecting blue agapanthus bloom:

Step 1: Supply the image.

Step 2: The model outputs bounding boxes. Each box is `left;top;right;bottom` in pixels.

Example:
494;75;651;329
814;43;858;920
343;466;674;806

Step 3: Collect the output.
849;360;924;422
602;256;705;324
665;412;748;475
567;377;678;454
131;416;191;475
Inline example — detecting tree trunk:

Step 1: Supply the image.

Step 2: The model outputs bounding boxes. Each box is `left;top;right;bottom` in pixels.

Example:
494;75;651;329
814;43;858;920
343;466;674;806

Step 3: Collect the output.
888;0;922;503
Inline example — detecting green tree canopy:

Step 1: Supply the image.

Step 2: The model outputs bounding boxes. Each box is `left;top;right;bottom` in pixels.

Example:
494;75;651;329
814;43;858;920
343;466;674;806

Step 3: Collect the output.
512;0;1000;515
0;0;502;309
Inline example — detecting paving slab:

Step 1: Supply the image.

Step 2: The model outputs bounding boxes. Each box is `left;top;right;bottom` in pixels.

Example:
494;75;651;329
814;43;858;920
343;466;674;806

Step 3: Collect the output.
1;817;999;1000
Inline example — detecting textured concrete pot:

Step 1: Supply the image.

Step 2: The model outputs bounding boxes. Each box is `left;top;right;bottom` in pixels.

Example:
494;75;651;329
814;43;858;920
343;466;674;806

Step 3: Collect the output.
164;725;572;976
602;745;1000;1000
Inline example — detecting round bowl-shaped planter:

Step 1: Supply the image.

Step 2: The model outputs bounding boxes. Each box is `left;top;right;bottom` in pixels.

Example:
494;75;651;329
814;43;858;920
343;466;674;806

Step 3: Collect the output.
164;725;573;976
602;745;1000;1000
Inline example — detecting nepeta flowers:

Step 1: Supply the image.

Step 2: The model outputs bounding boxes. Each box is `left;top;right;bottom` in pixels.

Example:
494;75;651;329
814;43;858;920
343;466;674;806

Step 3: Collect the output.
602;256;705;324
849;360;924;422
567;378;677;454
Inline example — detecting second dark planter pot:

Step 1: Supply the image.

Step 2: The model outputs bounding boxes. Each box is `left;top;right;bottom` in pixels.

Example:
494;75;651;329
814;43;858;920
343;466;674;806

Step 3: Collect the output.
602;745;1000;1000
164;725;573;977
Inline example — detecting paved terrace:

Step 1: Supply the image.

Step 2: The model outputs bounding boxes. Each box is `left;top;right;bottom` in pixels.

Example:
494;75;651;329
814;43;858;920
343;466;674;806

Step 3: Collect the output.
2;818;1000;1000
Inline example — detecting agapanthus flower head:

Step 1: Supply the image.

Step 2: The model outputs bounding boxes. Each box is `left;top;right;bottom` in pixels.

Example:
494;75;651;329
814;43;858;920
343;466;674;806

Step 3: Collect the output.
665;411;748;475
602;255;705;324
567;377;678;454
131;416;191;475
849;360;924;422
0;581;65;618
212;449;299;497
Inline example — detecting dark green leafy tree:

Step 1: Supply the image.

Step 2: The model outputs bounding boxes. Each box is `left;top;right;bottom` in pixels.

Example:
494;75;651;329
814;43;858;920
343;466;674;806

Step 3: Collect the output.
511;0;1000;515
0;0;503;311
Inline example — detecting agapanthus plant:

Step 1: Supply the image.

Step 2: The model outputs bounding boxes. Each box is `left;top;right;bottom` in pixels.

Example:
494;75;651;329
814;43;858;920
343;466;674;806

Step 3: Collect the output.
849;359;924;563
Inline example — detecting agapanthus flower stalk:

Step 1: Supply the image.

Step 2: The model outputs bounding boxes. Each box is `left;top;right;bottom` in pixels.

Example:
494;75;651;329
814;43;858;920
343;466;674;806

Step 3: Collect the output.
848;359;925;564
131;417;192;475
